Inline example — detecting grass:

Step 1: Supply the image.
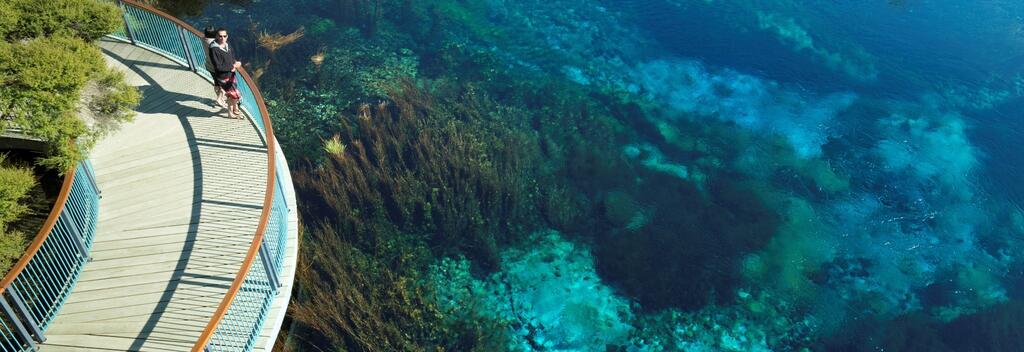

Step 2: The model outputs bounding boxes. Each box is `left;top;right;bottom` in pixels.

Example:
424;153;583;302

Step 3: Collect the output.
321;135;346;157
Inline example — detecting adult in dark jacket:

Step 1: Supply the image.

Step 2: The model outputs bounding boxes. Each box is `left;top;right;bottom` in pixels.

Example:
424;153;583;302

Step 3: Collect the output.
209;28;242;118
203;27;226;108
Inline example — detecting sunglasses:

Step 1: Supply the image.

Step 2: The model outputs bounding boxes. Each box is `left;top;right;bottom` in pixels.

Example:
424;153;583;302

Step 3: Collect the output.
218;35;228;37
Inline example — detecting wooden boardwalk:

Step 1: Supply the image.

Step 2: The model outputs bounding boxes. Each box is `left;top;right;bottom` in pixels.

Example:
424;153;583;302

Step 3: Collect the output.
39;38;278;351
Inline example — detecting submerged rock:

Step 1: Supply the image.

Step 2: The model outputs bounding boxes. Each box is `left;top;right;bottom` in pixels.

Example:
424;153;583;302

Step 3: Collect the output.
430;230;635;351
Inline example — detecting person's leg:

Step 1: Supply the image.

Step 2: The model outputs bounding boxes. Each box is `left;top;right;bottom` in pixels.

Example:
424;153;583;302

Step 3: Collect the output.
210;72;226;108
228;98;240;118
215;85;226;107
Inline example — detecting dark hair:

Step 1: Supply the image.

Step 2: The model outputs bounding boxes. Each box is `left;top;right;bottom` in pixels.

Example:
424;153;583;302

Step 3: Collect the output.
204;27;217;39
217;28;228;35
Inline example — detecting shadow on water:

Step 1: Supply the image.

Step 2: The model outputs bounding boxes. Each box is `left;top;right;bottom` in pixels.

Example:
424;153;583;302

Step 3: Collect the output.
592;170;781;311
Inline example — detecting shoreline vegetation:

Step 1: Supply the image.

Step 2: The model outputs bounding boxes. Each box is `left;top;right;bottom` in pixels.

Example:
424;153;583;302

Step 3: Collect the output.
153;0;1024;350
0;0;139;274
0;153;41;272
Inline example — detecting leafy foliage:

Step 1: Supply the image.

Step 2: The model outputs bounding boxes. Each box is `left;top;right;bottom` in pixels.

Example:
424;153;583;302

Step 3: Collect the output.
0;155;36;270
287;83;544;350
2;0;121;42
0;0;139;172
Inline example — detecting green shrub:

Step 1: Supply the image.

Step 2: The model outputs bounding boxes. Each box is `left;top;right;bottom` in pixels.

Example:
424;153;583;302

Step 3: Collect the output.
4;0;121;42
0;155;35;269
0;2;17;38
0;0;139;172
0;155;35;227
1;35;103;107
0;36;104;171
85;66;141;135
0;232;27;272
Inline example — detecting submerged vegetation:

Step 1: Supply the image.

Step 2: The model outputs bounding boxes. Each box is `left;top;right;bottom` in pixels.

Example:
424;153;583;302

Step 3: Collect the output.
288;82;545;349
269;10;795;346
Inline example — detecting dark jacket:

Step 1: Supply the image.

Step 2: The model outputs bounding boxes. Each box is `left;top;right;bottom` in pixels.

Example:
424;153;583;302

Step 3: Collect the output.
208;42;236;75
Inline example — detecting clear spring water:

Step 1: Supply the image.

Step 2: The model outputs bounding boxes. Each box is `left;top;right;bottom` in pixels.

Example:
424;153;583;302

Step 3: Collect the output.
184;0;1024;350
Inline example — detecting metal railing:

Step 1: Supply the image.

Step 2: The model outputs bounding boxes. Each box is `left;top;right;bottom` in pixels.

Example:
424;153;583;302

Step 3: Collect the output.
0;161;101;352
108;1;290;351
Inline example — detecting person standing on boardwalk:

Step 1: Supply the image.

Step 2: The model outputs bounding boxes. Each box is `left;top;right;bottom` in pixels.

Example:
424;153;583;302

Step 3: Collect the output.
203;27;226;108
209;28;243;119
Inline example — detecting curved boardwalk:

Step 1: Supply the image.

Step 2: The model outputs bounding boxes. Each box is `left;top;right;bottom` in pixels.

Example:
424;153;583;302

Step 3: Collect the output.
39;38;269;351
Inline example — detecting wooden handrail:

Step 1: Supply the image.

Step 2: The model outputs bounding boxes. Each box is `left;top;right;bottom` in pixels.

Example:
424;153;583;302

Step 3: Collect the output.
192;62;279;352
0;166;78;294
115;1;279;349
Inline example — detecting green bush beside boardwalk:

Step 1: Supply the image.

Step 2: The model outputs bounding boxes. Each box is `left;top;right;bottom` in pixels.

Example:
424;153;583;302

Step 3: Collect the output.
0;0;139;171
0;0;140;271
0;155;36;270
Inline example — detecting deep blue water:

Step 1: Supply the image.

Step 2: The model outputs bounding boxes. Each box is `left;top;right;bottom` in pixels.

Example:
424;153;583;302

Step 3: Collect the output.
627;1;1024;93
625;2;1024;349
625;0;1024;204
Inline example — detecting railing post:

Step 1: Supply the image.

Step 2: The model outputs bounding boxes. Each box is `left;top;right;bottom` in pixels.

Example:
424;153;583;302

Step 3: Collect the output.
178;27;197;72
82;161;101;197
8;287;45;343
258;244;280;289
275;175;288;211
59;211;91;262
118;1;136;44
0;291;37;351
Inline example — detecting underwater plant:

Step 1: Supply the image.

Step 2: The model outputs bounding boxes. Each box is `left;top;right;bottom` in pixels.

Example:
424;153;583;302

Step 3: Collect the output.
330;0;382;37
285;82;552;350
310;48;326;70
594;172;782;312
258;26;305;55
321;134;346;157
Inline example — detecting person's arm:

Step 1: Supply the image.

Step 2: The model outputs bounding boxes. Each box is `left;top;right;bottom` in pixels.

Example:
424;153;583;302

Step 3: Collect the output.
227;50;240;72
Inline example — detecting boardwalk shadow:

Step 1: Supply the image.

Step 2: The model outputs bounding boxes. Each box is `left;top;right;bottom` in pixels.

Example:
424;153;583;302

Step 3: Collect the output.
101;47;222;119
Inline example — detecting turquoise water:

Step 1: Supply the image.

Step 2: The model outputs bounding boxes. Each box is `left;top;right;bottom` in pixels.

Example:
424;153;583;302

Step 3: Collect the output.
180;0;1024;350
